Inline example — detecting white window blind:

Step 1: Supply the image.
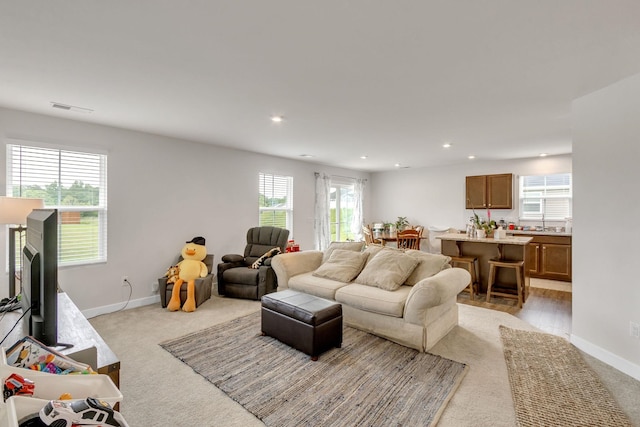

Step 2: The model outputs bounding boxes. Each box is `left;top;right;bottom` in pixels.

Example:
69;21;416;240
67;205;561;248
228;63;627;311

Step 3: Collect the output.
7;143;108;265
259;172;293;233
519;173;572;221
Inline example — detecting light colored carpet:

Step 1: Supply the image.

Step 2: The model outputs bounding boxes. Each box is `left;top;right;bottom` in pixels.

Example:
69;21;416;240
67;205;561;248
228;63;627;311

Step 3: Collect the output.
160;312;467;426
500;326;632;427
88;295;640;427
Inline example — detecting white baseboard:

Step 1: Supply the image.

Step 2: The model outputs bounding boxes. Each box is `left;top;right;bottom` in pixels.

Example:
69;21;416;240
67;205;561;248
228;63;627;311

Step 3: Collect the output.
571;333;640;381
82;295;160;319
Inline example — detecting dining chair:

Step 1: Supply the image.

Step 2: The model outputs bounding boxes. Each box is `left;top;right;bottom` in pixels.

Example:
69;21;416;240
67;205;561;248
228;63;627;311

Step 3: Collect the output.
362;224;382;245
396;229;421;250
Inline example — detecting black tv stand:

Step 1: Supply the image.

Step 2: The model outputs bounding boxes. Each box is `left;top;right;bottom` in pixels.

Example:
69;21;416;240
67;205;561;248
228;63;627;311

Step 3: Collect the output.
53;342;74;350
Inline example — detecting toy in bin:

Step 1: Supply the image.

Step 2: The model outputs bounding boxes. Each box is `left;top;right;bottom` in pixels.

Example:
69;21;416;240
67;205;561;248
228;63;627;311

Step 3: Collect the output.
285;240;300;252
18;397;121;427
4;373;35;400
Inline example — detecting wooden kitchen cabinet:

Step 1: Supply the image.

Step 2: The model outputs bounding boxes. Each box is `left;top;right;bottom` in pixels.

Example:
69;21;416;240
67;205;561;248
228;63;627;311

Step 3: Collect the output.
465;173;513;209
525;235;572;281
526;242;541;275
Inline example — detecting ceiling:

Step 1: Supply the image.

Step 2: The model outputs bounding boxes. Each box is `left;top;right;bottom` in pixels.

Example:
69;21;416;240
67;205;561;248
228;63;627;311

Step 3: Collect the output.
2;2;640;171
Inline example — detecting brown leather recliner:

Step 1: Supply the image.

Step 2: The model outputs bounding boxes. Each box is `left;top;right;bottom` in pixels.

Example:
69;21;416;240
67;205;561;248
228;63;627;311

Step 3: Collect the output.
217;226;289;300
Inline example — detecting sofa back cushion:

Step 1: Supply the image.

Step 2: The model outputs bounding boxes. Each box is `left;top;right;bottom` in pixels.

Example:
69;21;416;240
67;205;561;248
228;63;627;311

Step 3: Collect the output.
322;241;366;263
403;250;452;285
313;249;369;282
354;250;419;291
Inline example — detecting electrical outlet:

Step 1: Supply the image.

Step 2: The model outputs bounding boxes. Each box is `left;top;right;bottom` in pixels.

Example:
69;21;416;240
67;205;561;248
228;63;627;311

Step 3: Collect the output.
121;276;129;286
630;321;640;338
151;281;159;293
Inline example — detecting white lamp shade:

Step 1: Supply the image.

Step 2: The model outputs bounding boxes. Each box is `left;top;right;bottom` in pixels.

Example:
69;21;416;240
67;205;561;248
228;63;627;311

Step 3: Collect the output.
0;196;45;225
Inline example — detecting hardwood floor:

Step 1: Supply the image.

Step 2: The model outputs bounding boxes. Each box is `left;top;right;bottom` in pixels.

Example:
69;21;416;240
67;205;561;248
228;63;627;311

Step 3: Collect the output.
457;278;572;339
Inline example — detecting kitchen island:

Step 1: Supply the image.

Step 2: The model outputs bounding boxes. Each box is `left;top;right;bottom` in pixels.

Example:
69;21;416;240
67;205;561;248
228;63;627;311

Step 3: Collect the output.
437;233;533;299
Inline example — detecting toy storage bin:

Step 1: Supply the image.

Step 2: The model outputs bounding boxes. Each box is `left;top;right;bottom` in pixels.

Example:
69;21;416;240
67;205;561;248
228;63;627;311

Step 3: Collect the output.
1;350;121;405
3;396;130;427
0;366;122;406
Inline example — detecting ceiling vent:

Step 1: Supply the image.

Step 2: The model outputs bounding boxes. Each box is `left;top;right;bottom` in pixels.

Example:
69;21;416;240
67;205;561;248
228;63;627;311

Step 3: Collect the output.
51;102;93;113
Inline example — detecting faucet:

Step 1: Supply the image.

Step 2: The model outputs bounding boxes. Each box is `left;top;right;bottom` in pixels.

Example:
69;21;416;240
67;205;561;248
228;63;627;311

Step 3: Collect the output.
541;212;545;231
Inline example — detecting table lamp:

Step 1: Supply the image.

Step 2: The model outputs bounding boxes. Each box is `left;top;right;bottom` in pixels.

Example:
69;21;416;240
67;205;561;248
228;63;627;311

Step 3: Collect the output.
0;196;45;298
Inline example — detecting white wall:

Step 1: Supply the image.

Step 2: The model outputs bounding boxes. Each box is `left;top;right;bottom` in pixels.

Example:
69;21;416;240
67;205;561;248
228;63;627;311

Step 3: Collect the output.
0;107;370;314
572;73;640;380
370;155;572;232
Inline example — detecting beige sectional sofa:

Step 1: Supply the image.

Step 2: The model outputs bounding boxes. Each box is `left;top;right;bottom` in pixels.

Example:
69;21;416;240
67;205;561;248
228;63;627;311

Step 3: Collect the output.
271;242;471;352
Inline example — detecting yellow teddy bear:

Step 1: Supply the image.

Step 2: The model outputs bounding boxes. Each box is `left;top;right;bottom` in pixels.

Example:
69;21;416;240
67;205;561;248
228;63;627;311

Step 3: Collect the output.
167;236;208;312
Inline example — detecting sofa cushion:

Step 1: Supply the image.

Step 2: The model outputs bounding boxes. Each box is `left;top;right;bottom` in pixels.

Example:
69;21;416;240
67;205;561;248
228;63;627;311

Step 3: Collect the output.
403;250;452;285
354;250;419;291
362;244;403;265
323;241;365;263
289;272;349;300
313;249;368;282
335;283;412;318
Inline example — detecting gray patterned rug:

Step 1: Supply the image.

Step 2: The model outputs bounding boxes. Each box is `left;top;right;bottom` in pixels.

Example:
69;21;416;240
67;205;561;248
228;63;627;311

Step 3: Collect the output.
161;312;468;426
499;326;633;427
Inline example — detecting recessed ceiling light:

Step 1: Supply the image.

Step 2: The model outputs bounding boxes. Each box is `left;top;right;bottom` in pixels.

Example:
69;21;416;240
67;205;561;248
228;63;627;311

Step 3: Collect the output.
442;143;452;148
360;155;368;160
299;154;314;158
394;163;401;168
539;153;548;157
468;155;476;160
271;115;284;123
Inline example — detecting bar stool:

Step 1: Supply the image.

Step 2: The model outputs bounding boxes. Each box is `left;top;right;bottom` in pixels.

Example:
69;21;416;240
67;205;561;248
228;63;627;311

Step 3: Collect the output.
486;259;525;308
450;256;479;300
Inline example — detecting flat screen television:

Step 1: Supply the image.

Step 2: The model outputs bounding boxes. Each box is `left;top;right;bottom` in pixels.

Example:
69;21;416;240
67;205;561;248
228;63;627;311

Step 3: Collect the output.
21;208;59;347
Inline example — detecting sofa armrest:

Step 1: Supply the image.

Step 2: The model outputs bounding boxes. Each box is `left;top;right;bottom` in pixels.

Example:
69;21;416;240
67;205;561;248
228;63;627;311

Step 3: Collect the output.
271;251;324;290
403;267;471;325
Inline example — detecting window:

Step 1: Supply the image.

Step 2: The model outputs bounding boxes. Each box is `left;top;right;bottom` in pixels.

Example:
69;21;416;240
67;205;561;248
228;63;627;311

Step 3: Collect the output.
7;143;108;266
519;173;572;221
330;182;356;242
259;173;293;232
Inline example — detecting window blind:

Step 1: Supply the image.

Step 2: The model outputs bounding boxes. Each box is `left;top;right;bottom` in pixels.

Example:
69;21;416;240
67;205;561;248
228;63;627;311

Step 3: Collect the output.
7;143;108;265
519;173;572;221
259;172;293;232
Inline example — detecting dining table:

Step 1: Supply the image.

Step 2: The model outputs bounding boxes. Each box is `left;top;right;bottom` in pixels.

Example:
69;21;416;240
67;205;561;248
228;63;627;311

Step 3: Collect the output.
374;231;429;246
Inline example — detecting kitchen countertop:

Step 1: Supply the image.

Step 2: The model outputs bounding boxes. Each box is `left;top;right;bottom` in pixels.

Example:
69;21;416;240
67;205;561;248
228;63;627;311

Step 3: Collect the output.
437;233;533;245
507;230;572;237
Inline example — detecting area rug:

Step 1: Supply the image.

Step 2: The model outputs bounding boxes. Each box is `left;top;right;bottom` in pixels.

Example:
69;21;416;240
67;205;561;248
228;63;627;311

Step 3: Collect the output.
160;312;468;426
499;326;633;427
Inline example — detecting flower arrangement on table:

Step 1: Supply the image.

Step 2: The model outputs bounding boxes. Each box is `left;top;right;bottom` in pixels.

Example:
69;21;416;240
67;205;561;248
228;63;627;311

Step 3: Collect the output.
472;209;496;236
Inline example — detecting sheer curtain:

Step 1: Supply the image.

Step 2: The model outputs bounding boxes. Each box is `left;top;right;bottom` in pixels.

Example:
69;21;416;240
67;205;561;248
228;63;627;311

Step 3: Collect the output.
351;178;366;242
314;172;331;250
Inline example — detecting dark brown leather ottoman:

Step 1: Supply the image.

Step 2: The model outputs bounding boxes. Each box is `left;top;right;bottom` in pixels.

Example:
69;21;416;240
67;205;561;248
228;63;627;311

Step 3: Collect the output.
261;289;342;361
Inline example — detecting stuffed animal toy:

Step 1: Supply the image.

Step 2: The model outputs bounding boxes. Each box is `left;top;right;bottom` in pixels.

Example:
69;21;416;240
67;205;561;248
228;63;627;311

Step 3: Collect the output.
164;265;180;285
250;247;281;269
167;236;208;312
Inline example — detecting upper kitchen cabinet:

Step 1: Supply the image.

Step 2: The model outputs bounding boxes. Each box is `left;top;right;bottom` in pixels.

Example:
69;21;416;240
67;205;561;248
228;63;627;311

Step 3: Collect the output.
465;173;513;209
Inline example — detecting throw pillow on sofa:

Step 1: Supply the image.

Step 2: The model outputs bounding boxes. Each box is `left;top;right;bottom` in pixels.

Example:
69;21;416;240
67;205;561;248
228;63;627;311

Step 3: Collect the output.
354;250;419;291
362;244;404;266
403;250;452;285
322;241;366;263
313;249;369;282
